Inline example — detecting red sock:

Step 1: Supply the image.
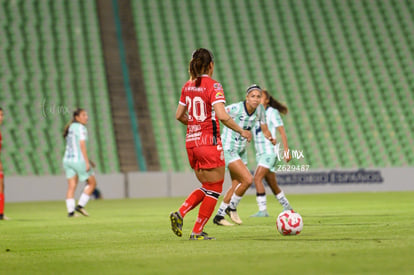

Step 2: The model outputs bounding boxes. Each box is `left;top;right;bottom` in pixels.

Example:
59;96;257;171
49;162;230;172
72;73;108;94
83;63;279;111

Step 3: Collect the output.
192;180;224;234
179;188;205;217
0;193;4;215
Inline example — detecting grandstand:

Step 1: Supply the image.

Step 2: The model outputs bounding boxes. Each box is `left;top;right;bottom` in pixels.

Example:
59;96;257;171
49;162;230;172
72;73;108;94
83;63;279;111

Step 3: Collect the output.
0;0;119;175
0;0;413;175
132;0;414;171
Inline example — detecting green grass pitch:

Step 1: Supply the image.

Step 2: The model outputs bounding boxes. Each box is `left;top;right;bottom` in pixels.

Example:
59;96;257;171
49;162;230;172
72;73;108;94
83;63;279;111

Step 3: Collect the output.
1;192;413;274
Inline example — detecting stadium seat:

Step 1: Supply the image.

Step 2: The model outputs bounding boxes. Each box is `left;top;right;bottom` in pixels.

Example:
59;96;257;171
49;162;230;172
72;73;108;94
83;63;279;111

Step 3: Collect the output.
127;0;414;171
1;0;119;175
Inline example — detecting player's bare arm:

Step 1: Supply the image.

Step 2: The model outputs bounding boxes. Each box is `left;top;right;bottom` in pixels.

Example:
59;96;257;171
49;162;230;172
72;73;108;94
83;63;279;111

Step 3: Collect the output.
277;126;291;162
260;123;277;145
214;102;252;142
175;104;188;125
80;140;90;171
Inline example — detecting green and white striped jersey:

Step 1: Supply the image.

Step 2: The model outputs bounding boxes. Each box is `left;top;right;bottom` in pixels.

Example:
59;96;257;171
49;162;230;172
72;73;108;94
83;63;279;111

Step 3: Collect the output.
221;101;267;152
63;123;88;163
254;106;284;154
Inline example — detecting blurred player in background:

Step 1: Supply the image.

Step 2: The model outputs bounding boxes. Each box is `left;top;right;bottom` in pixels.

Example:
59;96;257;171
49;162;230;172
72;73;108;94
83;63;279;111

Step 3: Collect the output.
0;107;8;220
170;48;251;240
213;85;276;226
62;108;97;217
251;89;293;217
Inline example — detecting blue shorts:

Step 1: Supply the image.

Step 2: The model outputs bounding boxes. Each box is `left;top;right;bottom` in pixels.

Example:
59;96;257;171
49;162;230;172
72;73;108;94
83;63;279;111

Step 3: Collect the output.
63;161;94;182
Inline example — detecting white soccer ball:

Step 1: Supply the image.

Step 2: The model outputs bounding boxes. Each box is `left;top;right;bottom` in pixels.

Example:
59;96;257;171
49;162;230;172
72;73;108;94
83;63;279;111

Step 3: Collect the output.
276;210;303;236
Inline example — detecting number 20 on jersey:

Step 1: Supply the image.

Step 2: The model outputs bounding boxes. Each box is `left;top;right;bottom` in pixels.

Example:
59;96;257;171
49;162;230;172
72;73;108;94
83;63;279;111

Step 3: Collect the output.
186;96;207;122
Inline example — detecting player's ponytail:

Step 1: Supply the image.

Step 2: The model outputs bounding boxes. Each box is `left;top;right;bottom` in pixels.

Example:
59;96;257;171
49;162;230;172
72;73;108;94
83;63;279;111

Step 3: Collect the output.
189;48;214;86
63;108;84;138
263;90;288;115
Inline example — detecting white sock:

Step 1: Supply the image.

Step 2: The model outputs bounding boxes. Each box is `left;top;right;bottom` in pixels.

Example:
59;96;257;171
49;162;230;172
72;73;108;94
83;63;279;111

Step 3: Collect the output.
276;190;285;200
66;198;75;213
276;191;292;210
256;194;267;212
217;201;229;217
229;193;242;210
78;193;90;208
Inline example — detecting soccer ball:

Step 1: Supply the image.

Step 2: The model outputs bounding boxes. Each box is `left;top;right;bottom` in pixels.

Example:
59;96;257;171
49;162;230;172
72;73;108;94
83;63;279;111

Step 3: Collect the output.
276;210;303;235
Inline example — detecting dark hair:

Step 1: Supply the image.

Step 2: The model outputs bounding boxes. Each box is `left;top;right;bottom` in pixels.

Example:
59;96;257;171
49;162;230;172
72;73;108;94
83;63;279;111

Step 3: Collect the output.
0;107;2;111
263;90;288;115
189;48;214;86
63;108;85;138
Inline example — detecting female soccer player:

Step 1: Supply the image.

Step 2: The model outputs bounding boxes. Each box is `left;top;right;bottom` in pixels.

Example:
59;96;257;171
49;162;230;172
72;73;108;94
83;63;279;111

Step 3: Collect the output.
62;108;97;217
170;48;252;240
250;89;293;217
0;107;7;220
213;85;276;226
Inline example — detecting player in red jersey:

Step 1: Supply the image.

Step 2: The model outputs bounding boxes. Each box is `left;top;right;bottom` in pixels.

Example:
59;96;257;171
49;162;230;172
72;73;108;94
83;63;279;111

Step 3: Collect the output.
0;107;7;220
170;48;252;240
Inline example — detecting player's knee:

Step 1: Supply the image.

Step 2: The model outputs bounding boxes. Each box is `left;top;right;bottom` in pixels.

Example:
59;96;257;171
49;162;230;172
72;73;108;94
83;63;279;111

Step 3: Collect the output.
87;177;97;189
245;174;254;186
202;179;223;194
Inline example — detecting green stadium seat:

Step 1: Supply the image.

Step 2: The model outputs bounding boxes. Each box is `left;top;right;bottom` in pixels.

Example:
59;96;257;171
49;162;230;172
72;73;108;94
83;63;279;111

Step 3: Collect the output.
129;0;413;171
1;0;119;175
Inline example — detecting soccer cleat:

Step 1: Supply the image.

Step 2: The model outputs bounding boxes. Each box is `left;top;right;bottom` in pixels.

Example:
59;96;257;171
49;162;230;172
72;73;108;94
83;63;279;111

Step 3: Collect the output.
75;205;89;217
225;207;243;225
213;215;234;226
67;212;79;218
189;232;216;240
0;214;10;220
250;210;270;217
170;211;183;237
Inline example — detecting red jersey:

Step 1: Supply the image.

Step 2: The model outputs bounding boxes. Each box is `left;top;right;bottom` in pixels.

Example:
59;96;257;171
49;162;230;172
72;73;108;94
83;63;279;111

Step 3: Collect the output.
179;75;226;148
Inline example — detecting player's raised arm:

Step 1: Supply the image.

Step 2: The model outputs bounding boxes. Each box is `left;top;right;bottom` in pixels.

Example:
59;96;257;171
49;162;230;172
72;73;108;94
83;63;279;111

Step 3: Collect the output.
214;102;252;142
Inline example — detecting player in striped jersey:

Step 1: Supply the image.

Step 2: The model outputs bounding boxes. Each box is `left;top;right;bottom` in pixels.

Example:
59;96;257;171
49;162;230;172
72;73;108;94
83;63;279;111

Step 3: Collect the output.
62;108;97;217
0;107;7;220
251;89;293;217
213;85;276;226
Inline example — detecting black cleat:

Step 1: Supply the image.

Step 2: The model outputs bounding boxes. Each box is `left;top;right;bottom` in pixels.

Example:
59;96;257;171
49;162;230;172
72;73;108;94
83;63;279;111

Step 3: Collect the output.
75;205;89;217
213;215;234;226
68;212;79;218
189;231;216;240
170;211;183;237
